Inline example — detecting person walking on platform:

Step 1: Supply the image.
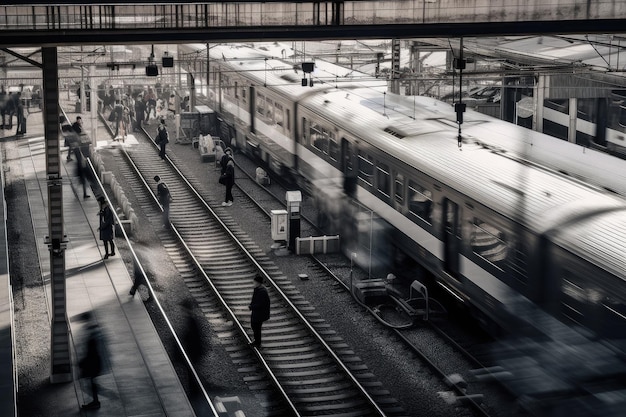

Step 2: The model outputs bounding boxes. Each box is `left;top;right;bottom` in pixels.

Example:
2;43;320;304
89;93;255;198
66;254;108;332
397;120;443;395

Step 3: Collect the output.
78;312;103;410
221;156;235;206
4;92;15;129
15;97;26;136
0;85;7;129
248;275;270;348
156;118;169;160
75;147;91;199
97;196;115;259
154;175;173;228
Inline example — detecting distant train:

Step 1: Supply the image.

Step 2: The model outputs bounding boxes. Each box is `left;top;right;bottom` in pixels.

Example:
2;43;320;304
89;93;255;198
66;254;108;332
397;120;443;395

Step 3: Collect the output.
542;91;626;156
188;43;626;339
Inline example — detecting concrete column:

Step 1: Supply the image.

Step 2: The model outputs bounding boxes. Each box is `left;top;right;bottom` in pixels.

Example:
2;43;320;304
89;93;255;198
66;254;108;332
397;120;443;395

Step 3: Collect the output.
568;97;577;143
43;47;71;383
90;65;97;149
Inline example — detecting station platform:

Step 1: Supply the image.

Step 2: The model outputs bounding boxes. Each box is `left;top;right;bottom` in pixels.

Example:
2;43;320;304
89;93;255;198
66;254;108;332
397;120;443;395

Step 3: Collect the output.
16;106;195;416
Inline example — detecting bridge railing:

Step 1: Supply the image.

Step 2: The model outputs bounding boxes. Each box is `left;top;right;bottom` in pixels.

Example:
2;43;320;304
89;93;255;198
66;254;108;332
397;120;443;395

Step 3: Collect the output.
1;1;625;32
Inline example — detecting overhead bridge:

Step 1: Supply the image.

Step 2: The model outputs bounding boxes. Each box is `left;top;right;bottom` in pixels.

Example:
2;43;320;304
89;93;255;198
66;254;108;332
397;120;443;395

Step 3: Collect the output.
1;1;626;46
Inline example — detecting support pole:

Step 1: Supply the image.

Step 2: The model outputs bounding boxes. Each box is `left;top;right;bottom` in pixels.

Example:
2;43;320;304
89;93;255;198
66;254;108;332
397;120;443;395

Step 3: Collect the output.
43;47;71;383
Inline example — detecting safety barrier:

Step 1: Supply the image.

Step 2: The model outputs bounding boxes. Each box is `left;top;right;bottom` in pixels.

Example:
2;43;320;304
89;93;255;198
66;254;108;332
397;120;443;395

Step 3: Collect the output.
295;235;340;255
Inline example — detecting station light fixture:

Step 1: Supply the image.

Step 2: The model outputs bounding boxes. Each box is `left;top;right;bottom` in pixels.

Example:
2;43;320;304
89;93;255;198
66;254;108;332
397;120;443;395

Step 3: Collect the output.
162;51;174;68
146;44;158;76
301;62;315;87
145;63;158;76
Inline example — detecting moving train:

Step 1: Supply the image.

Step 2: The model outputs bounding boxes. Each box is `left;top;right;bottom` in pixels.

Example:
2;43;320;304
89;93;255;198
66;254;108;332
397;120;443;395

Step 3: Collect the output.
191;43;626;340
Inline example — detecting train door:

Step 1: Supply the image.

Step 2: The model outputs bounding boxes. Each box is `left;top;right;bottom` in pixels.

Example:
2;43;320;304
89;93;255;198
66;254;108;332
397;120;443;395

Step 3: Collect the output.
442;198;461;279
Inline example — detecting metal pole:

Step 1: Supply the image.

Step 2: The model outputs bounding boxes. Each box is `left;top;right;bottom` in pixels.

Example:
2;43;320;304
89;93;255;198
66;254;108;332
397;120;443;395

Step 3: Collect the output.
43;47;71;383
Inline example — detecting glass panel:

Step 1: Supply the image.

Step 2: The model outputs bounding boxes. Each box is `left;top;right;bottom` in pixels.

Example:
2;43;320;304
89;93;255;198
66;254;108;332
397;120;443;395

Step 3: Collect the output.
408;180;432;223
357;151;374;185
377;163;390;197
394;173;404;204
470;218;508;267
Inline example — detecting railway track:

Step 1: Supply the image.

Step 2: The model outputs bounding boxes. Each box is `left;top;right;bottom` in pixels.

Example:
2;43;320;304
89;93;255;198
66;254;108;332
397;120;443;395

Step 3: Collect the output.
107;131;407;416
231;153;526;417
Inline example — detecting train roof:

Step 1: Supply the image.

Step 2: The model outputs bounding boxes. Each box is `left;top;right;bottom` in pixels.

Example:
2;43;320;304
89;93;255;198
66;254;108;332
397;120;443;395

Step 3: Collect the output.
207;44;387;99
299;88;626;276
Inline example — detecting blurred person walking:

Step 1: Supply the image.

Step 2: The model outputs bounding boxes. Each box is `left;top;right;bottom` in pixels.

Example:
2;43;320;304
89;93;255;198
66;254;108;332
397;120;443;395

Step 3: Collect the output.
97;196;115;259
0;85;7;129
78;312;103;410
134;95;146;132
15;96;26;136
75;147;91;199
154;175;173;228
248;275;270;348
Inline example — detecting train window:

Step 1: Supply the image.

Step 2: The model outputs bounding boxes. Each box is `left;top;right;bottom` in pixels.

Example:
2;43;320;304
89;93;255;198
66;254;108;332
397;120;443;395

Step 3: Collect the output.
357;151;374;185
544;98;569;114
256;93;266;117
328;132;339;161
311;121;329;154
286;109;291;132
619;105;626;127
377;163;390;197
408;181;432;223
394;174;404;204
275;102;284;129
577;98;596;122
266;98;274;122
222;75;230;96
234;82;239;99
242;88;246;103
470;218;508;268
302;118;309;146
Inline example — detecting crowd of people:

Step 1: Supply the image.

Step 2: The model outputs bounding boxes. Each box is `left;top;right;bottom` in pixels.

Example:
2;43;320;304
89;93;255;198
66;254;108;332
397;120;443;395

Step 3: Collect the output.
99;83;190;140
0;85;33;136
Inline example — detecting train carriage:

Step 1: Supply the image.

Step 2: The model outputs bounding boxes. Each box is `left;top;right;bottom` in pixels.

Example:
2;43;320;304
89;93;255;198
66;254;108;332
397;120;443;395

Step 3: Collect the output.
202;43;626;339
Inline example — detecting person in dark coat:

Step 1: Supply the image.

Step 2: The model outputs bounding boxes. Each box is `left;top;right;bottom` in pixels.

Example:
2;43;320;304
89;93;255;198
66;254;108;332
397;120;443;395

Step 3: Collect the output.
97;196;115;259
219;147;233;175
72;116;83;134
156;118;169;160
79;312;103;410
248;275;270;348
15;96;25;136
134;96;146;132
154;175;172;227
221;158;235;206
0;85;7;129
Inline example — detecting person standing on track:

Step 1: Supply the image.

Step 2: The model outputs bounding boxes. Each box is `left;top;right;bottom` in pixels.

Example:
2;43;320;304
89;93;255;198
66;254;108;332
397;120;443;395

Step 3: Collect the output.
219;147;233;175
156;118;169;160
248;275;270;348
154;175;173;228
221;157;235;207
97;196;115;259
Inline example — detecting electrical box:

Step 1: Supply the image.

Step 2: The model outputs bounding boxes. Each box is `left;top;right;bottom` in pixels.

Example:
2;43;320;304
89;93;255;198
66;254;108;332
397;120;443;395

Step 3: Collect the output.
271;210;288;242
